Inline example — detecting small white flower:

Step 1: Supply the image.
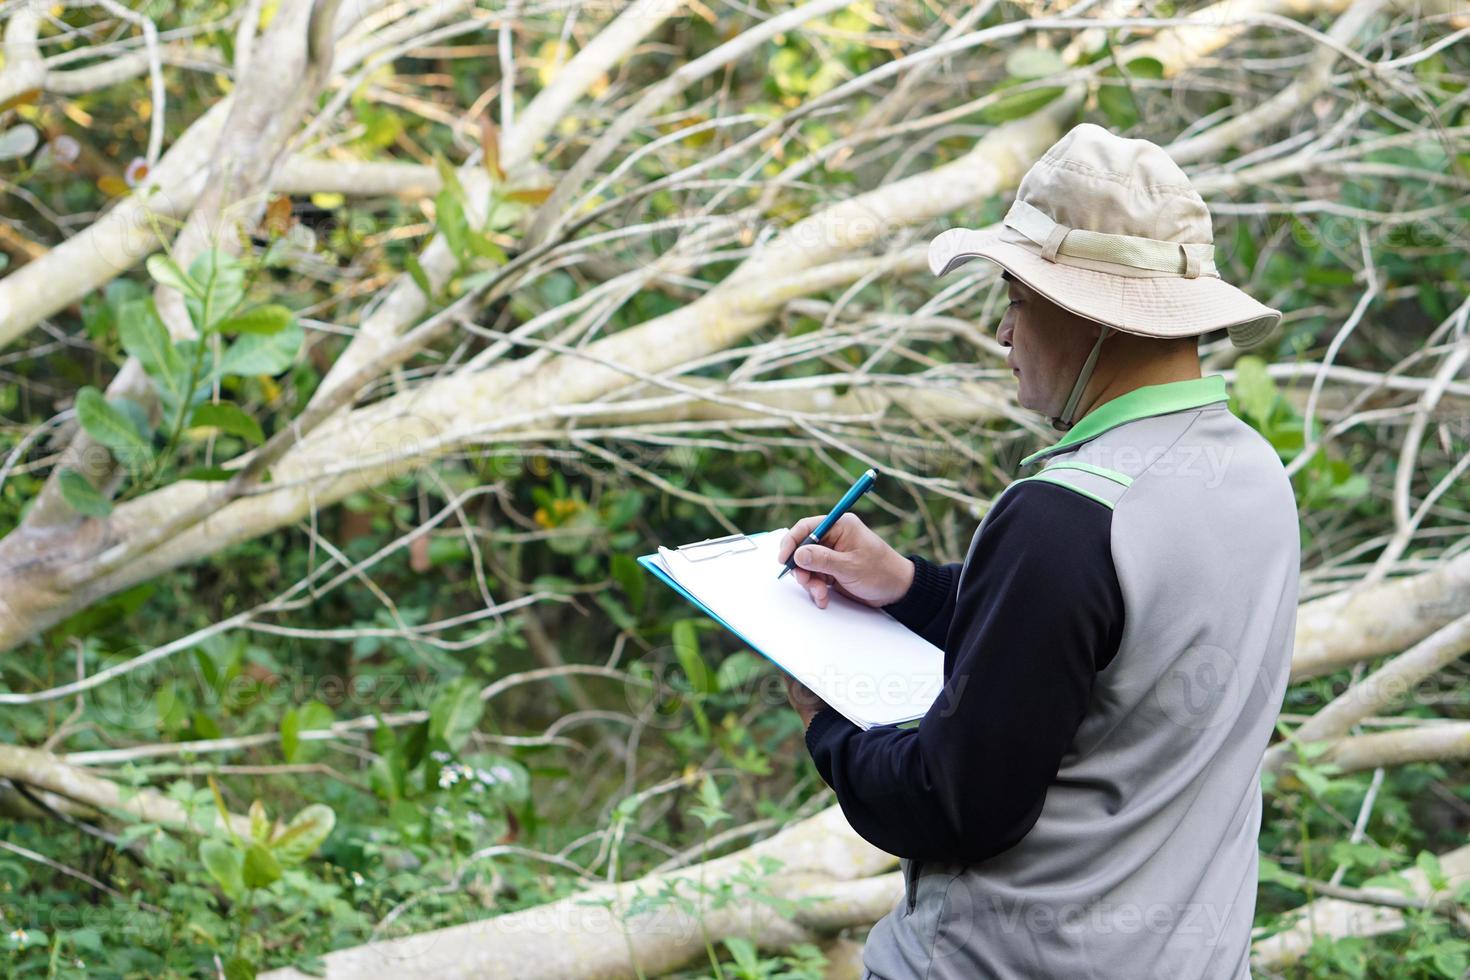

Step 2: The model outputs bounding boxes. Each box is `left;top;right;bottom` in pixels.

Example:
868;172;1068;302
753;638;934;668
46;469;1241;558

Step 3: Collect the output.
351;871;366;886
8;928;26;945
430;750;451;763
438;766;460;788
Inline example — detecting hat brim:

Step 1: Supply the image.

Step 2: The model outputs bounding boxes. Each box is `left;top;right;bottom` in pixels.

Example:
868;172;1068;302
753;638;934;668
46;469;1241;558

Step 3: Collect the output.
928;227;1281;349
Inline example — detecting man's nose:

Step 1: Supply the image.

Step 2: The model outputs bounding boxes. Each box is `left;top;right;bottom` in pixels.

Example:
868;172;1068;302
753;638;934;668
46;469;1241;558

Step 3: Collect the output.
997;315;1013;347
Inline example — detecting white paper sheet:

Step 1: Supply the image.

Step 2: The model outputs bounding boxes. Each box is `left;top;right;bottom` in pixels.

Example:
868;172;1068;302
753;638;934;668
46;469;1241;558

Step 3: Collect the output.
654;527;945;729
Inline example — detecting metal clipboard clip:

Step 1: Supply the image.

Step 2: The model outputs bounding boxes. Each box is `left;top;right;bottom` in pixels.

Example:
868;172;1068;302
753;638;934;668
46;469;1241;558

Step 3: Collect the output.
674;531;756;562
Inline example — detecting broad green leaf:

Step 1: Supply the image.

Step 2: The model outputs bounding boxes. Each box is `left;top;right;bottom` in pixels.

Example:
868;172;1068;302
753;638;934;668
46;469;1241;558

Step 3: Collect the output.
199;839;244;899
1097;82;1138;128
118;299;189;408
186;249;247;331
979;85;1065;124
217;304;293;336
57;468;112;517
672;620;714;695
75;386;152;461
1360;871;1415;896
241;842;281;888
716;651;765;692
190;402;265;444
609;552;645;609
1124;56;1165;79
1416;850;1448;891
146;254;200;297
1231;355;1277;424
270;803;335;865
217;322;303;377
429;679;484;752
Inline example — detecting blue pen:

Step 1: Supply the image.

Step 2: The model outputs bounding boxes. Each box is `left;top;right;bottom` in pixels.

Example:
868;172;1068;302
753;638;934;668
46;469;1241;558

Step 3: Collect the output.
776;467;878;580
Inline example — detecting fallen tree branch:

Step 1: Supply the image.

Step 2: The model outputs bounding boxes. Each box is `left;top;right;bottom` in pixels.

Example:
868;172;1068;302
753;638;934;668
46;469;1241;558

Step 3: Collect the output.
0;743;250;838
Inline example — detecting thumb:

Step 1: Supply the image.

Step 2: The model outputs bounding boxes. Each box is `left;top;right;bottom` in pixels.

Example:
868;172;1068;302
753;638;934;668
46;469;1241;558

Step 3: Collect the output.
795;544;843;572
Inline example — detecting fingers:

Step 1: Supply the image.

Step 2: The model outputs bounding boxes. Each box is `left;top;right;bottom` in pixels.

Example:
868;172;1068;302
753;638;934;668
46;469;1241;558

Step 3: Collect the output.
792;567;830;608
777;516;824;563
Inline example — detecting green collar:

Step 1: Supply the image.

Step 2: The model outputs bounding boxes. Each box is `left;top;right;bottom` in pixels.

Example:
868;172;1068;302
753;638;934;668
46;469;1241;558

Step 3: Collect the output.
1020;375;1229;467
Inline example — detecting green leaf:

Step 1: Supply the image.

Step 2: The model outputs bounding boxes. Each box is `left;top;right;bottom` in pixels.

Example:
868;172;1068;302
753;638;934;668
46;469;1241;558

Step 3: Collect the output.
281;700;332;763
190;402;265;444
241;842;282;888
57;468;112;517
1416;850;1448;891
178;465;234;482
1006;47;1065;80
217;304;294;336
1360;871;1415;896
1097;82;1138;129
270;803;335;865
146;253;201;298
722;936;760;974
199;839;245;899
222;957;256;980
1257;855;1291;886
672;620;714;695
433;152;466;204
609;552;645;609
467;232;507;264
248;800;272;845
186;249;247;332
1124;56;1165;79
428;679;484;752
1296;766;1331;799
979;85;1066;124
435;189;470;267
118;299;189;409
716;651;766;693
280;708;301;764
75;386;153;461
1231;355;1278;424
217;322;303;378
405;254;435;302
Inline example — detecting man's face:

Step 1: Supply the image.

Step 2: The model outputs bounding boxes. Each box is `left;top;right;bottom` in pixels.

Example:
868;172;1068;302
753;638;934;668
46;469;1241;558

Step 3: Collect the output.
996;271;1102;417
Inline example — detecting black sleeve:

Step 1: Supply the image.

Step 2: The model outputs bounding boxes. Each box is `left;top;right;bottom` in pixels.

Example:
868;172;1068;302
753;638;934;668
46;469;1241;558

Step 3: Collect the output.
880;556;962;648
803;480;1125;864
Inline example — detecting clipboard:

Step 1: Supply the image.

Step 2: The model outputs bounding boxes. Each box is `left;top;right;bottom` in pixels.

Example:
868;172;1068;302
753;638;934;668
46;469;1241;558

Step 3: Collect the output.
637;527;943;730
635;531;773;649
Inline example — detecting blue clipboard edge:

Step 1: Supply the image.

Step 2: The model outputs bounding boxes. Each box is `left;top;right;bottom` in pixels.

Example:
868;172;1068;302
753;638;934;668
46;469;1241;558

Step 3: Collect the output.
635;531;923;731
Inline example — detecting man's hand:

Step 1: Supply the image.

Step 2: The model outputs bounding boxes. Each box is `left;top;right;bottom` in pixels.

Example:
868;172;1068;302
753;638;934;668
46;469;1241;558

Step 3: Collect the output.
784;674;830;730
776;513;915;609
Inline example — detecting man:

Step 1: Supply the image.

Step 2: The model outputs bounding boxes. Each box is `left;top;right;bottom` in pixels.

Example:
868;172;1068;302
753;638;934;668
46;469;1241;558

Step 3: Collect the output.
777;123;1301;979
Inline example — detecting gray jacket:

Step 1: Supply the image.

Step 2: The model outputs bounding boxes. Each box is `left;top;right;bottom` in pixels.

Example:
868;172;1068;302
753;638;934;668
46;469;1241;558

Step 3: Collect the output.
825;376;1300;979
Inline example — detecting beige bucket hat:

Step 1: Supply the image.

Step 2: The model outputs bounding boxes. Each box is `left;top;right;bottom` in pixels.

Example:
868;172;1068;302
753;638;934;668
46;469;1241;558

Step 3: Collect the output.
927;123;1281;430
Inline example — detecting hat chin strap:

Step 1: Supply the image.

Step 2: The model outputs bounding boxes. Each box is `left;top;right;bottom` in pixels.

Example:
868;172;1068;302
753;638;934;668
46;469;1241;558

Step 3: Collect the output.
1049;326;1111;432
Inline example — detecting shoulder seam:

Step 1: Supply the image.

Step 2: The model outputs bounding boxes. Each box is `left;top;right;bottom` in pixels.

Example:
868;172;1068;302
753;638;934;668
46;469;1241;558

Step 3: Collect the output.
1011;471;1119;511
